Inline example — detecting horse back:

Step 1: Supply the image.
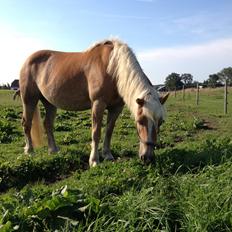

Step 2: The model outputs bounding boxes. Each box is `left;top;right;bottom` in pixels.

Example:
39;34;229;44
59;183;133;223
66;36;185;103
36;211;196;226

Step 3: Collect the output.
20;42;123;110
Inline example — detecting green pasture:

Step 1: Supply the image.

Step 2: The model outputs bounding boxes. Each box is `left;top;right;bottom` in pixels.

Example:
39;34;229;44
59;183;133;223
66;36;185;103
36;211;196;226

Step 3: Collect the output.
0;88;232;231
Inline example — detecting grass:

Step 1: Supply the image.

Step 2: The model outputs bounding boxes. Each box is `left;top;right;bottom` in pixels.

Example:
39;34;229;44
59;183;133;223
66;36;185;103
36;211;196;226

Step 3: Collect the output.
0;88;232;231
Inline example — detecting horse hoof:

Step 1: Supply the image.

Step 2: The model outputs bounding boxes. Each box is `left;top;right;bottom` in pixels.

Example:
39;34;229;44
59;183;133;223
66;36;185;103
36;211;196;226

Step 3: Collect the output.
49;147;60;154
103;153;115;161
24;146;34;154
140;154;154;164
89;160;99;167
102;152;114;161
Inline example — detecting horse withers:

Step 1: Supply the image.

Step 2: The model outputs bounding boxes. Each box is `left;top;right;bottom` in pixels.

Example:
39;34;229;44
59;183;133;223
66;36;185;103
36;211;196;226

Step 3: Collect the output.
19;39;168;167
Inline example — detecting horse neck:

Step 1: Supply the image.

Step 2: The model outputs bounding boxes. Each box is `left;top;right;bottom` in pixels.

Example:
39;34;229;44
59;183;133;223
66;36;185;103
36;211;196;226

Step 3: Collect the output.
107;40;153;117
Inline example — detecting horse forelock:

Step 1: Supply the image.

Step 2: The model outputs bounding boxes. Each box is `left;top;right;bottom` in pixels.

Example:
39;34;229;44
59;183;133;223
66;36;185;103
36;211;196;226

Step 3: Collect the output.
141;91;166;123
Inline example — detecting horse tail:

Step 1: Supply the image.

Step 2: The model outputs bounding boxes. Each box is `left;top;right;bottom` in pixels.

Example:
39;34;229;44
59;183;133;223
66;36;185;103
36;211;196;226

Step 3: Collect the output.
13;89;20;100
31;104;44;148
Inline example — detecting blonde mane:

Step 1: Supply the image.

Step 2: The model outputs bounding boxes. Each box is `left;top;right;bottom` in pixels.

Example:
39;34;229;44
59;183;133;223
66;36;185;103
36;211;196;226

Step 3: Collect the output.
85;39;113;52
106;39;166;121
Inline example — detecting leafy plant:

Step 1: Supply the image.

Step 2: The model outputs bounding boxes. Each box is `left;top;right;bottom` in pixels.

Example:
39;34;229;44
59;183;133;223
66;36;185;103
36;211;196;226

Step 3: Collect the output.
2;107;20;120
0;120;20;143
0;185;100;231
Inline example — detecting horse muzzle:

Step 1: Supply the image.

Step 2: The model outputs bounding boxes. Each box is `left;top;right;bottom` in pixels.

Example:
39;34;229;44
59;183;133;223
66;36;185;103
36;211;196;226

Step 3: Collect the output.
139;152;155;164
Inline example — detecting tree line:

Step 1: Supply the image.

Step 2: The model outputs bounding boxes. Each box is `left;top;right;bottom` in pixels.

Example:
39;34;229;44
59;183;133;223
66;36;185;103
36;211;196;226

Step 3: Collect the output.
1;67;232;90
0;83;10;90
164;67;232;90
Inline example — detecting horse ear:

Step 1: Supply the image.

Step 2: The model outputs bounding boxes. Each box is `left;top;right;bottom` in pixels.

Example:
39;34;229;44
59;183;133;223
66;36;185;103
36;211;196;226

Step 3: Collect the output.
136;98;145;106
159;93;169;105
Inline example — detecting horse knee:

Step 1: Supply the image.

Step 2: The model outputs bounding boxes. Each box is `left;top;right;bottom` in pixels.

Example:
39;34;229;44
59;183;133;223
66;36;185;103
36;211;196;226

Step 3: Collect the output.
21;117;25;127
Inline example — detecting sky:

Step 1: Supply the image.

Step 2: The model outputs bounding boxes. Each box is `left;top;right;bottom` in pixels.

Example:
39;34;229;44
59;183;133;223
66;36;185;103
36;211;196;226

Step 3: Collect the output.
0;0;232;85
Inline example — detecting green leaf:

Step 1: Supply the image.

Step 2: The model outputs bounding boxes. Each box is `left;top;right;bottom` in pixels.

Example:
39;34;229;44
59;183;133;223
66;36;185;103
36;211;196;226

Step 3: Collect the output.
0;221;12;232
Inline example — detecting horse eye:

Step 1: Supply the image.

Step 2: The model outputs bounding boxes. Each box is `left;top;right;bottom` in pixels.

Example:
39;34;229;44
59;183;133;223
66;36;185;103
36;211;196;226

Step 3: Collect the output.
137;116;146;126
138;120;145;126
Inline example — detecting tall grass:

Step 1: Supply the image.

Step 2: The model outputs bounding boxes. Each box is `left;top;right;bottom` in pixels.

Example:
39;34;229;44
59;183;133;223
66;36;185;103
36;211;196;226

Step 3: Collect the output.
0;88;231;231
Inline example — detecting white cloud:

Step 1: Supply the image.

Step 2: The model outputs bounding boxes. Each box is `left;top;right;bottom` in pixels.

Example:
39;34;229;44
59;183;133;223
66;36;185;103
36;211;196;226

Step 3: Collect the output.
161;11;232;39
137;38;232;84
0;26;48;84
1;24;232;87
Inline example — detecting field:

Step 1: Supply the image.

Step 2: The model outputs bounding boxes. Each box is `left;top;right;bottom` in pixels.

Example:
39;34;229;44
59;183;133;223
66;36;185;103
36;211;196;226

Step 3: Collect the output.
0;88;232;231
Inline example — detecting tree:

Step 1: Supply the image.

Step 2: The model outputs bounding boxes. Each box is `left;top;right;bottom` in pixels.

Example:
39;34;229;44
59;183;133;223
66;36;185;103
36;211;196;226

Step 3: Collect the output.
164;73;183;90
181;73;193;86
205;74;222;88
218;67;232;86
0;83;10;90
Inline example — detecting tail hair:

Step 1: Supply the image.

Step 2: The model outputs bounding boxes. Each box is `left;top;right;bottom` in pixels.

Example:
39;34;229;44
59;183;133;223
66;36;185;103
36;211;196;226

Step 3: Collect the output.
31;105;45;147
13;89;20;100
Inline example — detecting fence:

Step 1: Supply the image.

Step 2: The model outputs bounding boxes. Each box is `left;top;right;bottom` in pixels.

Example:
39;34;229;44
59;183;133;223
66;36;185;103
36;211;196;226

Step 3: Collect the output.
170;82;230;115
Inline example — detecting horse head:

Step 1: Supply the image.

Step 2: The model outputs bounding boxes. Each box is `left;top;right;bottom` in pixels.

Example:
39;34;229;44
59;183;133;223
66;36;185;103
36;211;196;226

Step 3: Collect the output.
135;92;169;163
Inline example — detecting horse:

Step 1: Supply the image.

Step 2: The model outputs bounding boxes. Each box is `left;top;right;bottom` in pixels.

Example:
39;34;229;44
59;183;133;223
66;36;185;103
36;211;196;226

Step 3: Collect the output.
19;39;169;167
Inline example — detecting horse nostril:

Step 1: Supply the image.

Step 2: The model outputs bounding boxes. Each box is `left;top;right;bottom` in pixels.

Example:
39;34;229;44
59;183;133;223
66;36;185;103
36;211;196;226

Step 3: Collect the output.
140;154;145;162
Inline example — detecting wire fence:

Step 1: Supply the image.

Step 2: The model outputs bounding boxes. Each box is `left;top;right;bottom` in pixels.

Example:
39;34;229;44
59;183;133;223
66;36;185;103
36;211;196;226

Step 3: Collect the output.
166;82;230;115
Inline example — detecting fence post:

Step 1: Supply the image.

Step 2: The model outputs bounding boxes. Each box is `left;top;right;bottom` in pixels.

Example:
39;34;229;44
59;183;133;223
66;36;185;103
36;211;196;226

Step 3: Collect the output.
224;79;228;114
196;83;199;105
182;85;185;101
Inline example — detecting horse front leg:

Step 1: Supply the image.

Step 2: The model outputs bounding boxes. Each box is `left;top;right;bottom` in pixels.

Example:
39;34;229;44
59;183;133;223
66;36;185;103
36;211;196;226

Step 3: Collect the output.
102;105;123;161
89;100;106;167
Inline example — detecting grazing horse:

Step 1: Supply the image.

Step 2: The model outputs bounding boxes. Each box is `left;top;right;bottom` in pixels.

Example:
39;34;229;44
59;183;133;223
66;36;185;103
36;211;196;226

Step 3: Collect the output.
19;39;169;167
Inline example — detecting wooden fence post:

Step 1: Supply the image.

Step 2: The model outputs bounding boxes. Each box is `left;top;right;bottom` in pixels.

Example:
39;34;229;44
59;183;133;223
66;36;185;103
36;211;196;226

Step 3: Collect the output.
224;79;228;114
196;83;199;105
182;85;185;101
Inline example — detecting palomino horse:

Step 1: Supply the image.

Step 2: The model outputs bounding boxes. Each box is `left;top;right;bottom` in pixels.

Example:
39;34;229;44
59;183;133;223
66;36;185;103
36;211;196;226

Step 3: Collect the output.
19;39;169;167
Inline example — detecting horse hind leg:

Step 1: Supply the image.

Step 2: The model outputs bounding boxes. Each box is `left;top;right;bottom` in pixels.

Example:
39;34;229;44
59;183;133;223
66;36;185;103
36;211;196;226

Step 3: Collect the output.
22;101;39;154
41;98;59;153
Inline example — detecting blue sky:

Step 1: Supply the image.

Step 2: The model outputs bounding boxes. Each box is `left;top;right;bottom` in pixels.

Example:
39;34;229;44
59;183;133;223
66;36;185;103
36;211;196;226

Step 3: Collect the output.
0;0;232;84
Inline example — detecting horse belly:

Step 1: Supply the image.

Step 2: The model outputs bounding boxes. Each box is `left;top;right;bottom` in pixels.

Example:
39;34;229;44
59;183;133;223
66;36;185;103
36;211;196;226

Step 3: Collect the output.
41;86;91;111
55;95;91;111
